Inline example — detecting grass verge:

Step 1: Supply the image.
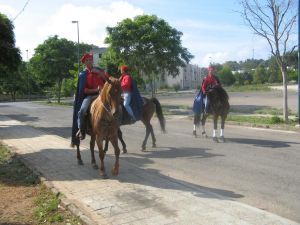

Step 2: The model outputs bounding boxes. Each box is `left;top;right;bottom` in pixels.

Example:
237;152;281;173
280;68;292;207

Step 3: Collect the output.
0;143;82;225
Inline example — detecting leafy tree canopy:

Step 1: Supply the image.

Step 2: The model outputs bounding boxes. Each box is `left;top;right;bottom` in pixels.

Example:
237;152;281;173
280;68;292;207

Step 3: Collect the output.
104;15;194;79
0;12;21;80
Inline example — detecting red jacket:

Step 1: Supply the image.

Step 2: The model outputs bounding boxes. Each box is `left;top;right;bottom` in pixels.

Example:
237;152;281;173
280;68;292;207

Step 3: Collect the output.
120;73;132;92
201;75;220;94
84;71;110;94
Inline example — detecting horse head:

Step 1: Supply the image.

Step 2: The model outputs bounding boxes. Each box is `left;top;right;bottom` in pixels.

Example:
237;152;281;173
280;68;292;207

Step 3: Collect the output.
100;77;122;116
206;86;229;114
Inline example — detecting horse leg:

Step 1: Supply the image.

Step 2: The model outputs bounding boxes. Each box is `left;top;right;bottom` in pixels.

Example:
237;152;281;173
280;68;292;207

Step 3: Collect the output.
201;114;208;138
212;115;219;142
219;115;226;142
142;124;151;151
193;114;200;137
118;129;127;154
104;138;109;154
90;135;98;169
95;136;108;179
149;124;156;148
76;144;83;165
110;136;121;176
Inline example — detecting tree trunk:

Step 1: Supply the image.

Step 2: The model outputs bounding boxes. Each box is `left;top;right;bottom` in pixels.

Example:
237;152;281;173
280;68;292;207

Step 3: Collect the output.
281;66;289;122
57;79;62;103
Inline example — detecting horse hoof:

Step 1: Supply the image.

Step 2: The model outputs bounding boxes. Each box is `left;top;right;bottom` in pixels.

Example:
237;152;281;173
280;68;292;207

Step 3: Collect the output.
193;130;197;137
77;159;84;165
202;132;208;138
219;136;225;142
112;166;119;176
141;146;146;151
122;148;127;154
152;143;156;148
92;164;98;169
100;173;109;179
212;137;219;142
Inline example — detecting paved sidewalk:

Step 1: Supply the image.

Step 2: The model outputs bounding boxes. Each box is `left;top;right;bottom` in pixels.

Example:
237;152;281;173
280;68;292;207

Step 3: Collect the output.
0;115;298;225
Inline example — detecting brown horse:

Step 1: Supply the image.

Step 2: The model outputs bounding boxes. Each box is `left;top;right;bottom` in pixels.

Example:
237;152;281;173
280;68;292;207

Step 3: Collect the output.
193;86;230;142
74;94;165;173
104;97;166;152
83;78;122;178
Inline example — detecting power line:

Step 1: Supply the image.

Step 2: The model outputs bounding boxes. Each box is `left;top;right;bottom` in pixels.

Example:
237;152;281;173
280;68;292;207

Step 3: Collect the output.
13;0;31;22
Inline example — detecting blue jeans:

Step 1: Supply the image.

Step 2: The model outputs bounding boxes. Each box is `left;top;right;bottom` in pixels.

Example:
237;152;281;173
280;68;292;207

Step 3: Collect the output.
123;92;135;120
77;96;93;130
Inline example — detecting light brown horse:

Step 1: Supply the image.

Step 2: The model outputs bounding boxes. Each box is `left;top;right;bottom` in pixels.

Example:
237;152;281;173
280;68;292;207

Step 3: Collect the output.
87;78;122;178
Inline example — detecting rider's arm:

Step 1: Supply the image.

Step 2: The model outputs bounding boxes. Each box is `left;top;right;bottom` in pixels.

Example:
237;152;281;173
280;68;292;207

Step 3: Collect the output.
84;87;99;95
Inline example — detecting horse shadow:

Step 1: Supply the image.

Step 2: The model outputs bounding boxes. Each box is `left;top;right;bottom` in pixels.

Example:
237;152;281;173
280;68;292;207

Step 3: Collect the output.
129;146;224;159
226;137;300;149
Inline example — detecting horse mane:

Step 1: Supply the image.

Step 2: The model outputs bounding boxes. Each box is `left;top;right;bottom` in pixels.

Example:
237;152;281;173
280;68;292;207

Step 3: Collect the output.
214;86;229;102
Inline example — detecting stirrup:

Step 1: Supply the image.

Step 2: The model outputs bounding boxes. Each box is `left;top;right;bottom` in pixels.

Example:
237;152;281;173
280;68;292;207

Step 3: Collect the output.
76;130;86;140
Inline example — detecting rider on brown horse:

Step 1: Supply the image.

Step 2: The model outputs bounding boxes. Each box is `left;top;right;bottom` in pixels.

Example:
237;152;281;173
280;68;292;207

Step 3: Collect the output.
201;65;221;114
71;53;109;145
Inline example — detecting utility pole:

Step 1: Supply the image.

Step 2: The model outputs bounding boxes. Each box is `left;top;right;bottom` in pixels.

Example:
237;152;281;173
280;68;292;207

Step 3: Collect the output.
72;20;80;75
298;1;300;124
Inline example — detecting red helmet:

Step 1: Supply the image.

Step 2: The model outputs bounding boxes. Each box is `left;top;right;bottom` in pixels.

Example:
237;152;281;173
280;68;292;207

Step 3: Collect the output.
120;65;129;72
208;65;214;72
80;53;93;63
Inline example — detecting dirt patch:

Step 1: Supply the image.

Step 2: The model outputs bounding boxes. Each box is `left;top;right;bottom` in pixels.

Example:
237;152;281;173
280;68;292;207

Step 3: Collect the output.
0;143;82;225
0;185;38;224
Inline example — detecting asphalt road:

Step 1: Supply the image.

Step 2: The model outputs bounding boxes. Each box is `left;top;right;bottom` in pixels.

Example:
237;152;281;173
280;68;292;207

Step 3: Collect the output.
0;91;299;222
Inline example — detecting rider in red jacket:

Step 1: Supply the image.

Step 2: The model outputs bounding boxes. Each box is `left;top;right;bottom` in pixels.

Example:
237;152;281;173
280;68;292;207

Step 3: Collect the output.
201;65;221;113
120;65;136;122
76;54;108;140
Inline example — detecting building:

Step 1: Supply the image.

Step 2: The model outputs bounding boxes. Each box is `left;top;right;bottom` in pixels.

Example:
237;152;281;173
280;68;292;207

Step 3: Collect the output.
158;64;203;90
91;47;107;66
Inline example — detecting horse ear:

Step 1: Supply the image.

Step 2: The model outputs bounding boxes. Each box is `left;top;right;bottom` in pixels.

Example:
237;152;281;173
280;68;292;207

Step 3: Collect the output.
106;78;112;85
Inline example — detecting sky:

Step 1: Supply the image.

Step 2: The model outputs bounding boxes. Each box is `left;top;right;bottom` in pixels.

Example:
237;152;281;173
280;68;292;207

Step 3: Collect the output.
0;0;297;66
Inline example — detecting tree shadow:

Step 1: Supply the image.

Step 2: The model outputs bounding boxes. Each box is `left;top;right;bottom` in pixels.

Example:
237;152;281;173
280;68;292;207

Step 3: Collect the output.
230;105;269;114
226;137;300;148
2;114;39;123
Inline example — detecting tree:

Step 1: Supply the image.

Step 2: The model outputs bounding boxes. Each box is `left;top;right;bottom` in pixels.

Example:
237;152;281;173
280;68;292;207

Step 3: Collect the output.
0;13;21;98
253;64;267;84
105;14;193;96
30;36;76;102
239;0;297;122
218;65;235;86
267;57;281;83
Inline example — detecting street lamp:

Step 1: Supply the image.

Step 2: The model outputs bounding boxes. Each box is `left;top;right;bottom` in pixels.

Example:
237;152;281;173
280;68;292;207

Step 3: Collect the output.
26;49;30;100
72;20;80;75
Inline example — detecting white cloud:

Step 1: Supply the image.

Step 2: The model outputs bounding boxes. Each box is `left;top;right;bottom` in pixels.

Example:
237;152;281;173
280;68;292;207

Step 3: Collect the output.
39;1;144;46
0;4;17;19
11;1;143;60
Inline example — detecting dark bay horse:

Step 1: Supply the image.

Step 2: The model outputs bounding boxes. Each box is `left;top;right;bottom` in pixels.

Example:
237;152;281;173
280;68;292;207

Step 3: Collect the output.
76;78;123;178
104;96;166;152
193;86;230;142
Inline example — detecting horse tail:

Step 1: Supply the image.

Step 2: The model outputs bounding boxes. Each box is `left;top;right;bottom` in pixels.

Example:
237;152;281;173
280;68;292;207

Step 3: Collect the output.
151;97;166;133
